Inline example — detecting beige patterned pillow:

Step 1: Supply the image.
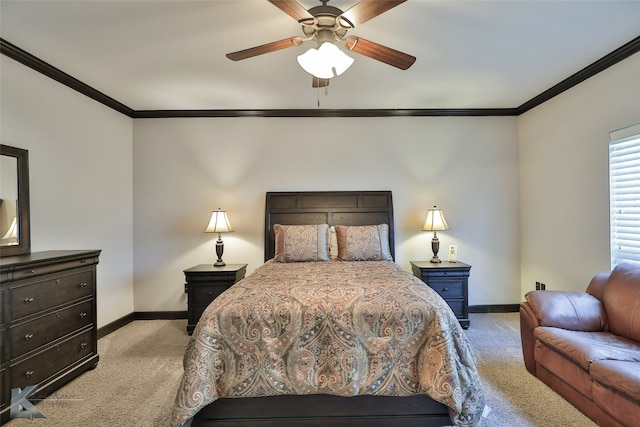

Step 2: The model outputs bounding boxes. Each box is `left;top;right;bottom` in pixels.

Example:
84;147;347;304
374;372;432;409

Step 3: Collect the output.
335;224;393;261
274;224;330;262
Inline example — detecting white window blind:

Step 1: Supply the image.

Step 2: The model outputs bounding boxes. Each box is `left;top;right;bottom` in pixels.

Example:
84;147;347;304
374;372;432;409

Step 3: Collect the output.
610;124;640;268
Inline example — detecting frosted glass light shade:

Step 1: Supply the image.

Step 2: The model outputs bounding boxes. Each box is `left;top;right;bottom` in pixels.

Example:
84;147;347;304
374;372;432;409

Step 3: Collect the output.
297;42;354;79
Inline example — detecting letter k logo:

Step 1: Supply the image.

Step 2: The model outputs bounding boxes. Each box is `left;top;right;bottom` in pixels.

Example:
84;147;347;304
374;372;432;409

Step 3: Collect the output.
10;386;47;419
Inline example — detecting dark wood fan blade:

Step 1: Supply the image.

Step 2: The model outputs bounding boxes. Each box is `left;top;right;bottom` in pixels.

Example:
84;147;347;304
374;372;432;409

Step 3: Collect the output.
226;37;304;61
345;36;415;70
312;76;330;88
268;0;314;22
340;0;406;27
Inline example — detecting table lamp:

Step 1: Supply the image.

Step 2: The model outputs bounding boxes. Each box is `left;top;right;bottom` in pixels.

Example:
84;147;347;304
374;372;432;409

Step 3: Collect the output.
422;206;449;263
205;209;234;266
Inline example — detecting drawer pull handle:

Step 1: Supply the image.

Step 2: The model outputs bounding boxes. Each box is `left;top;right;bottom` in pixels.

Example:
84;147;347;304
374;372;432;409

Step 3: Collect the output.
24;297;34;304
80;342;88;349
442;287;449;292
24;334;34;341
25;370;34;378
80;282;88;288
56;279;61;284
80;312;88;318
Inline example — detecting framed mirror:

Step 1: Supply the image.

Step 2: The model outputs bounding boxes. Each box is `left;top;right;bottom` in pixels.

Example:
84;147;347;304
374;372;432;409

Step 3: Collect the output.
0;144;30;257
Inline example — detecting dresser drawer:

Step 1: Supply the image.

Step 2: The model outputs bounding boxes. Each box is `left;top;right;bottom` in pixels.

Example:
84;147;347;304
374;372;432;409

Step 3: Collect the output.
10;271;93;319
0;290;4;326
10;258;96;282
427;280;464;298
10;329;94;389
10;300;93;357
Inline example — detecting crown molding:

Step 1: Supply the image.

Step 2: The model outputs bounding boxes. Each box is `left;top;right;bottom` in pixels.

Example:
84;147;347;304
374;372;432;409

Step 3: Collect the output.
0;38;135;117
2;35;639;119
131;108;518;118
517;35;640;114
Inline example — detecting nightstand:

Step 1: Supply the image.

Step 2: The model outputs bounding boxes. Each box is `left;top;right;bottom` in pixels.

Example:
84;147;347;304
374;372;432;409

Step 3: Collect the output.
410;261;471;329
184;263;247;335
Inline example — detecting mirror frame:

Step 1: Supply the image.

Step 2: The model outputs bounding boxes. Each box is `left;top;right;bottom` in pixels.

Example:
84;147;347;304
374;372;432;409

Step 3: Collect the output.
0;144;31;257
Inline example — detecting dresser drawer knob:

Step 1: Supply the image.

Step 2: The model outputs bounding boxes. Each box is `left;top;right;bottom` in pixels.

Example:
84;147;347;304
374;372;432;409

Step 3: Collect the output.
25;370;34;378
81;342;88;349
56;279;61;284
24;334;34;341
24;297;34;304
442;287;449;292
80;312;88;318
80;282;88;288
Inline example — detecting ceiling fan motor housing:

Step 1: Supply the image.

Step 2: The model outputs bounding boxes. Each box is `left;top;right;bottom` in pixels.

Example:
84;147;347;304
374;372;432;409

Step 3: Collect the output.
302;4;350;45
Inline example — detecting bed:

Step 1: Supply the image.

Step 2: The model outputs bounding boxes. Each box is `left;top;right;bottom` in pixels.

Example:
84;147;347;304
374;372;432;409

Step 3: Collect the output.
171;191;484;427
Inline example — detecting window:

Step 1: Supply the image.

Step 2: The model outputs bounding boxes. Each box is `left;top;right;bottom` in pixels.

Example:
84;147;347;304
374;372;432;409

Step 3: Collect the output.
610;124;640;268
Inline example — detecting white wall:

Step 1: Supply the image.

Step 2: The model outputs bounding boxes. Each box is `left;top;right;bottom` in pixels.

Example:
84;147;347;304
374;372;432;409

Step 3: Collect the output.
8;50;636;321
133;116;521;312
518;52;640;297
1;57;135;328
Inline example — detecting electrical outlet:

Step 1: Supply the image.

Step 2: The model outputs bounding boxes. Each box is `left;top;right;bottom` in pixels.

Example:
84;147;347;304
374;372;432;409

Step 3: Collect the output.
536;281;541;290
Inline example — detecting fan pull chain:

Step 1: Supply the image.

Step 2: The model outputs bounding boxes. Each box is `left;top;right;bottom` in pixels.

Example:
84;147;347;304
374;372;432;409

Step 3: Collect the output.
316;86;330;108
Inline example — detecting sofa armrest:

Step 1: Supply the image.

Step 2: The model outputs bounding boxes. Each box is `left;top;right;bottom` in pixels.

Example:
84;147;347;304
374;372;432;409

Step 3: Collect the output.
586;271;611;301
519;302;539;376
525;290;607;332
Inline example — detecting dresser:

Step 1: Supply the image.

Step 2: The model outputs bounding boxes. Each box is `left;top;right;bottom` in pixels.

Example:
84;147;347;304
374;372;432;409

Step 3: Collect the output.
410;261;471;329
0;250;100;422
184;264;247;335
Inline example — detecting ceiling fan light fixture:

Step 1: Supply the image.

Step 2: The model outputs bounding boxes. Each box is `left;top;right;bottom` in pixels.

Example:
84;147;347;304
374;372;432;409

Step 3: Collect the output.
296;42;354;79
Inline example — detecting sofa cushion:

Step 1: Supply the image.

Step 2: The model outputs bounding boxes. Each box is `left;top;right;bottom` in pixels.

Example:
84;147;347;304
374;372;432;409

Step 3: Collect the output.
590;360;640;401
525;290;606;331
535;327;640;371
591;360;640;427
534;339;594;399
603;263;640;342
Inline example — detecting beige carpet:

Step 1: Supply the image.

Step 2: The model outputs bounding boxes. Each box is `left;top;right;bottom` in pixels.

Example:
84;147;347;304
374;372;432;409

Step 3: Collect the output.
5;313;595;427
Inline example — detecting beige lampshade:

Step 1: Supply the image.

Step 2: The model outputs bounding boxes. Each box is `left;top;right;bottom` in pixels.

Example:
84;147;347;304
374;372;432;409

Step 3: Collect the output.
204;209;234;234
422;206;450;232
2;216;18;240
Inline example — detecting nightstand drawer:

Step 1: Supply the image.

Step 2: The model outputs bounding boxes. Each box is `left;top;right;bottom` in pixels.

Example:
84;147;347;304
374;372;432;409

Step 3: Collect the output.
443;299;464;318
191;285;229;303
424;270;468;278
427;280;464;298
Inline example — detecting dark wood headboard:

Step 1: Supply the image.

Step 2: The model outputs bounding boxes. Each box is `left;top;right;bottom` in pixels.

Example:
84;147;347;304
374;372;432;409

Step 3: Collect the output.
264;191;395;262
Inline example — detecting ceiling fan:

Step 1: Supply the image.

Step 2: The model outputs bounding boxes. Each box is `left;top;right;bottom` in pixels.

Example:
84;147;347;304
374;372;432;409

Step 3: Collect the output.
226;0;416;88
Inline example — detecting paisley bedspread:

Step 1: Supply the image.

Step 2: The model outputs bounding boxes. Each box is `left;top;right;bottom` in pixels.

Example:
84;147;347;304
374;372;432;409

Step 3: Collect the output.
171;260;484;426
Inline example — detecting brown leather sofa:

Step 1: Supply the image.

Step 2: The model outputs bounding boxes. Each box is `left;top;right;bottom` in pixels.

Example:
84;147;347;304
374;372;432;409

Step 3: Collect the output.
520;263;640;427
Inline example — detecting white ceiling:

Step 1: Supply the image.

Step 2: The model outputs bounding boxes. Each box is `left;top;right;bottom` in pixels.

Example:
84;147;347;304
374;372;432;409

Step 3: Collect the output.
1;0;639;111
